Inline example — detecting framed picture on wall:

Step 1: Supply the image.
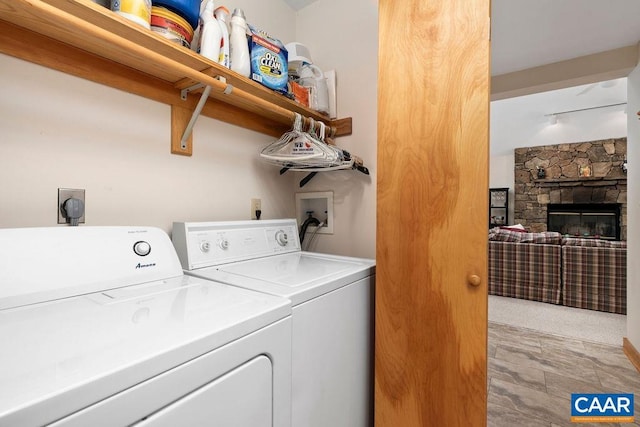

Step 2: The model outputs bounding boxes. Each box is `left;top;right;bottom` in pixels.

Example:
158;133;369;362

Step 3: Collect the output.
579;165;592;177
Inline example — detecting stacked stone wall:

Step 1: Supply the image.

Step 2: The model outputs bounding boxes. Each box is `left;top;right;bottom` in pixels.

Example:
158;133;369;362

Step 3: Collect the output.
514;138;627;240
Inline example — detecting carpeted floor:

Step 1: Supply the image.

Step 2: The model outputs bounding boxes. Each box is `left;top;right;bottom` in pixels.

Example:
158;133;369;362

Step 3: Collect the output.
488;295;627;346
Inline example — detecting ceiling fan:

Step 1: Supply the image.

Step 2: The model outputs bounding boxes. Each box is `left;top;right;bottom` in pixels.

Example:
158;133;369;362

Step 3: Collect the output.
576;79;618;96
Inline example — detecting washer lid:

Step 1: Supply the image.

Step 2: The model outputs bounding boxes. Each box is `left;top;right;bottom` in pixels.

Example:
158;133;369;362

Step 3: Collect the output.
221;252;356;285
199;252;375;306
0;275;290;426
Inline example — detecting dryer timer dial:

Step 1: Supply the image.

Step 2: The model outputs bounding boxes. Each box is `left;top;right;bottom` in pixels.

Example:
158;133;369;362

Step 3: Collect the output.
133;241;151;256
275;230;288;246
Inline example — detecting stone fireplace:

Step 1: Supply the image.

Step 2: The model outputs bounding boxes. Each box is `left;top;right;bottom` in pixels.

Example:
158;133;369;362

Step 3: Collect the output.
513;138;627;240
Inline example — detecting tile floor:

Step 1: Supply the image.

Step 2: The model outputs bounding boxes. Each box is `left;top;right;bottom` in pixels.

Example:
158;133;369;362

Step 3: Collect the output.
488;322;640;427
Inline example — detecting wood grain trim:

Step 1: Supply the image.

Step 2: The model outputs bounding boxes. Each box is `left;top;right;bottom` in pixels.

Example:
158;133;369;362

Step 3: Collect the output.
623;338;640;373
0;19;288;139
171;105;194;156
330;118;353;138
376;0;490;425
0;20;178;104
0;0;351;136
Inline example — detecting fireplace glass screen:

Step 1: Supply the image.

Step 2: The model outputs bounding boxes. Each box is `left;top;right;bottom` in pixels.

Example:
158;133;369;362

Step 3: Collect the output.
547;204;620;240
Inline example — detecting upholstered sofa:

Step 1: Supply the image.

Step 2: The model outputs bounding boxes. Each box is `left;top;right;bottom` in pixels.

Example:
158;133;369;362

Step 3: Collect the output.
488;228;627;315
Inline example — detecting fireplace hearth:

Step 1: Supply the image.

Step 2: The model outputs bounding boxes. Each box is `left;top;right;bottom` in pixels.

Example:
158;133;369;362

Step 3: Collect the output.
547;204;620;240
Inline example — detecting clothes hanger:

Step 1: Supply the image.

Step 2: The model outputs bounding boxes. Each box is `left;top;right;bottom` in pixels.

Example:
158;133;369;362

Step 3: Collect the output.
260;113;370;187
260;113;324;165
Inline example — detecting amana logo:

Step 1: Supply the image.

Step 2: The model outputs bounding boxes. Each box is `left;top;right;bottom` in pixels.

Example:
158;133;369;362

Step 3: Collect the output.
571;393;634;423
135;262;156;269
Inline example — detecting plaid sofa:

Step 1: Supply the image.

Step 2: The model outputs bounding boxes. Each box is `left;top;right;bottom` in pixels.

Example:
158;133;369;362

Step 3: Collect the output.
488;230;562;304
561;237;627;315
488;229;627;314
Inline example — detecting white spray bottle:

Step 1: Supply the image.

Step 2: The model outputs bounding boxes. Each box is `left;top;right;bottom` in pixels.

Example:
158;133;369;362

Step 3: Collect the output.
229;8;250;77
199;0;221;62
214;6;230;68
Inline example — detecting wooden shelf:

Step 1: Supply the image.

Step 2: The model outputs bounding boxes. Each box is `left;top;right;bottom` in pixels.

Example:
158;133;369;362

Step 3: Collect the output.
0;0;352;155
534;176;626;183
534;176;627;187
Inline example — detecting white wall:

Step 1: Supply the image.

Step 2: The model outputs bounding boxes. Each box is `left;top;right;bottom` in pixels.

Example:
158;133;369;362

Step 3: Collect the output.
0;1;299;237
626;64;640;350
292;0;378;258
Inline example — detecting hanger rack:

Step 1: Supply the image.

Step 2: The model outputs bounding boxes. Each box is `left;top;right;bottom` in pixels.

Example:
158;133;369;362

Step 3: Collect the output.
263;114;370;187
279;163;370;188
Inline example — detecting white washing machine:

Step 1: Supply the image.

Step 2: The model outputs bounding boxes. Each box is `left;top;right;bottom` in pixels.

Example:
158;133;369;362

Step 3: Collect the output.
172;219;376;427
0;226;292;427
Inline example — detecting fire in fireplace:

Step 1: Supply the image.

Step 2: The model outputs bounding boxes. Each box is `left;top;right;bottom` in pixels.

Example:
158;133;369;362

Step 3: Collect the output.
547;204;621;240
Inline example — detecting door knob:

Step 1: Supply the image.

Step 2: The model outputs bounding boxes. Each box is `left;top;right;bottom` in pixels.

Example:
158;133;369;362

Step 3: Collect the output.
468;275;481;287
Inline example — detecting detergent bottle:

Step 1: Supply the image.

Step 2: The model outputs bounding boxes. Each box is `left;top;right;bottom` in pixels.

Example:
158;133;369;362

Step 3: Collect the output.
214;6;230;68
298;64;329;114
229;8;250;77
199;0;221;62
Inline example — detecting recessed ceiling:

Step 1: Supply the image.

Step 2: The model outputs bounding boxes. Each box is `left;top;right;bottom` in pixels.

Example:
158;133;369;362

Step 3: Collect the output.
491;0;640;76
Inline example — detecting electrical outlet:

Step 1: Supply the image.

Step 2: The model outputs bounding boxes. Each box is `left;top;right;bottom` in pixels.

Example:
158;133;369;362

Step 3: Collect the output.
251;198;262;220
58;188;85;224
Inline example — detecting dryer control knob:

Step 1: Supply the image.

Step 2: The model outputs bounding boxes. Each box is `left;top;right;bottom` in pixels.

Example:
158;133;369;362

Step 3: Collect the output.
218;239;230;250
200;241;211;252
133;241;151;256
275;230;288;246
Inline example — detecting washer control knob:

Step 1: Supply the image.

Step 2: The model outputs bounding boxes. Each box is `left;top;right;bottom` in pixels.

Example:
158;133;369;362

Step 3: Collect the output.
218;239;230;250
275;230;288;247
200;241;211;252
133;241;151;256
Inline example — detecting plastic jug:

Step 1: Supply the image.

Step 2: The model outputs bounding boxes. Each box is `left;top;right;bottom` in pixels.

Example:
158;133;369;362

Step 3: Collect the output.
199;0;221;62
229;8;250;77
298;64;329;115
214;6;230;67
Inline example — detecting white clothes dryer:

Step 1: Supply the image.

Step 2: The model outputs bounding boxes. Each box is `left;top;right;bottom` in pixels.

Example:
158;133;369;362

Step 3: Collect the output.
0;226;292;427
172;219;376;427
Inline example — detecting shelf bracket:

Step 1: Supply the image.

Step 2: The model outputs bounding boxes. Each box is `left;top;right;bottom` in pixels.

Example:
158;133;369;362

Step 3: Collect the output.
180;83;205;101
180;84;212;148
300;172;318;187
171;85;211;155
180;76;231;100
172;77;235;156
280;167;317;188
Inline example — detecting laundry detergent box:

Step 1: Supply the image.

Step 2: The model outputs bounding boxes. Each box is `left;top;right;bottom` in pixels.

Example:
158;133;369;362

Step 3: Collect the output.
248;24;288;94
